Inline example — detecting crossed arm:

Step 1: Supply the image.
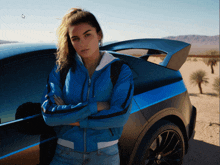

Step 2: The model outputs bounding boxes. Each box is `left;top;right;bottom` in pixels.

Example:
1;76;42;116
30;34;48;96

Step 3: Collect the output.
42;63;133;127
53;95;109;126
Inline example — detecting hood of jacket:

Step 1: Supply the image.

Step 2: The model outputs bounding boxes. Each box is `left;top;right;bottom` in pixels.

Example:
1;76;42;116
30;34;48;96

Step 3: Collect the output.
76;51;119;71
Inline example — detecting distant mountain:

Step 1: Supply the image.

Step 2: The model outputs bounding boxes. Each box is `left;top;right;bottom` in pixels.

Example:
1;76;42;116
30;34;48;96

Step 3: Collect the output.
0;40;19;44
163;35;219;54
104;35;219;46
163;35;219;45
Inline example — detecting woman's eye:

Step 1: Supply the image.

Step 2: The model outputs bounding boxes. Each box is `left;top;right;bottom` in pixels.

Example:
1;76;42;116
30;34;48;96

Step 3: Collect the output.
72;38;79;41
85;33;90;37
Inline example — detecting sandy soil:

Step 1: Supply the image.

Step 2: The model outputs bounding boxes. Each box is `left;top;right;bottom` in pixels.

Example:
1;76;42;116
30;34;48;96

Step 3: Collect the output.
149;57;220;164
180;59;220;164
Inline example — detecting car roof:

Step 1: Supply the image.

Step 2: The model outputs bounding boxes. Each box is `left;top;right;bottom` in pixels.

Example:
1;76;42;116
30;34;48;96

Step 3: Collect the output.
0;43;57;60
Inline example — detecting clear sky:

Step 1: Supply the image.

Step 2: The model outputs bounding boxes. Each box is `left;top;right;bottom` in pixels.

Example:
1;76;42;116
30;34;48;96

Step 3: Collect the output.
0;0;219;43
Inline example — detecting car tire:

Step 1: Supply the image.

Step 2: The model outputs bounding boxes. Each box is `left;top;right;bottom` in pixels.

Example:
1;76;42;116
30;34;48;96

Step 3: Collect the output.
131;120;185;165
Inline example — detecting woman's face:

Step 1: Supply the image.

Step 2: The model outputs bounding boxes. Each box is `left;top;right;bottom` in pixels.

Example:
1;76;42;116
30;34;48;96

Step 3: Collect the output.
68;23;102;60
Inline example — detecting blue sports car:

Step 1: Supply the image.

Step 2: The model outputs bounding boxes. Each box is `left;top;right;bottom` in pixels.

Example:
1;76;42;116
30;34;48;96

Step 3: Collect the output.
0;39;196;165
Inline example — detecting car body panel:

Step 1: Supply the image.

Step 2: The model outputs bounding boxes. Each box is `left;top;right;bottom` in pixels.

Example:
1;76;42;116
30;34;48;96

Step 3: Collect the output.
0;145;39;165
119;89;194;164
109;52;184;95
0;48;56;123
0;39;196;165
0;43;57;60
133;80;187;111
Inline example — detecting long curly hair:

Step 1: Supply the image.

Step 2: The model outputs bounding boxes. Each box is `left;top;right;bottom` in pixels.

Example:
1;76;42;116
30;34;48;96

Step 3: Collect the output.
56;8;103;72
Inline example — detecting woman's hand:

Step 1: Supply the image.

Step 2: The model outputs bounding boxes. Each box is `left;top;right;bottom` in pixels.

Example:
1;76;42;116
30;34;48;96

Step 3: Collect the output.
53;95;109;111
97;102;110;111
69;102;110;127
53;96;109;126
53;95;65;105
53;95;80;126
69;122;80;126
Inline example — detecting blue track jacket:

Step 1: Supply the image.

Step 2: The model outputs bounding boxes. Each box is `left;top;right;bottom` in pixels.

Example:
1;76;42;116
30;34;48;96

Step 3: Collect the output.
41;51;134;153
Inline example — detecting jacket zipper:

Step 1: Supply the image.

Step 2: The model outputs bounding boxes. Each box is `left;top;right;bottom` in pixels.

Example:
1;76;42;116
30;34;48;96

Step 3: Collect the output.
87;78;91;100
84;78;91;154
84;128;87;153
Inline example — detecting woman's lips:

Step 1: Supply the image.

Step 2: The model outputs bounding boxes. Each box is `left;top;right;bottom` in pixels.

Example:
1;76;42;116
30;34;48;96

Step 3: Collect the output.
81;49;89;52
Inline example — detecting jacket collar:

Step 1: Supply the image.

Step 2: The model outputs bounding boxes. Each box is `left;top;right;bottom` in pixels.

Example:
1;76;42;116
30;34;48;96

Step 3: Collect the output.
76;51;118;71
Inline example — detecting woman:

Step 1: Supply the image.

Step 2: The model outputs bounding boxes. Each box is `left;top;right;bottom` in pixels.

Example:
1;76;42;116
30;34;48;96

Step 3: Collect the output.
41;8;134;165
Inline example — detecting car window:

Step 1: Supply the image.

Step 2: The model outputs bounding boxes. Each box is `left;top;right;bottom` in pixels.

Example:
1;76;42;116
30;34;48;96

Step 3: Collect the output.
0;50;56;124
116;49;167;65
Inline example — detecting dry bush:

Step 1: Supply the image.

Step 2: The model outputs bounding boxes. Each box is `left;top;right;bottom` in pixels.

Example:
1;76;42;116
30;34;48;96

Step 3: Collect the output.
187;57;192;61
193;58;197;62
212;77;220;95
190;70;209;94
160;56;165;61
202;50;220;74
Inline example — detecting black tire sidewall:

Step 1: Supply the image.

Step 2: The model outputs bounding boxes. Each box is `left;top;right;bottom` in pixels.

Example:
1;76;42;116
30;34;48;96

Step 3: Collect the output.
132;120;185;165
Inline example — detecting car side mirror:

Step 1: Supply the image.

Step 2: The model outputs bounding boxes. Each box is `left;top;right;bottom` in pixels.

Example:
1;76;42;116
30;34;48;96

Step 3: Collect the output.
15;102;51;134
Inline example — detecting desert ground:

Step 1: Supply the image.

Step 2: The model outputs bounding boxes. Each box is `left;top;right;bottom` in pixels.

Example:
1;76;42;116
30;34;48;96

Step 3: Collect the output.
180;58;220;165
149;56;220;164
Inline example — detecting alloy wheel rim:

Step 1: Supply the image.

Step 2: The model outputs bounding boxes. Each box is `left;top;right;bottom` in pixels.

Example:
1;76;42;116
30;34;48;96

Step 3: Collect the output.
143;130;184;165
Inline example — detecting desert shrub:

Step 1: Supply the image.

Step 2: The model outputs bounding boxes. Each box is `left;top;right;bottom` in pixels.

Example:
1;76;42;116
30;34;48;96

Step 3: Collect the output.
193;58;197;62
202;50;220;74
212;77;220;95
187;57;192;61
160;56;165;61
190;70;209;94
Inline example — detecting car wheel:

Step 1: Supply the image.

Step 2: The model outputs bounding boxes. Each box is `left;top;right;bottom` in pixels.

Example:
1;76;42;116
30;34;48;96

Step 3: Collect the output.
132;120;185;165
